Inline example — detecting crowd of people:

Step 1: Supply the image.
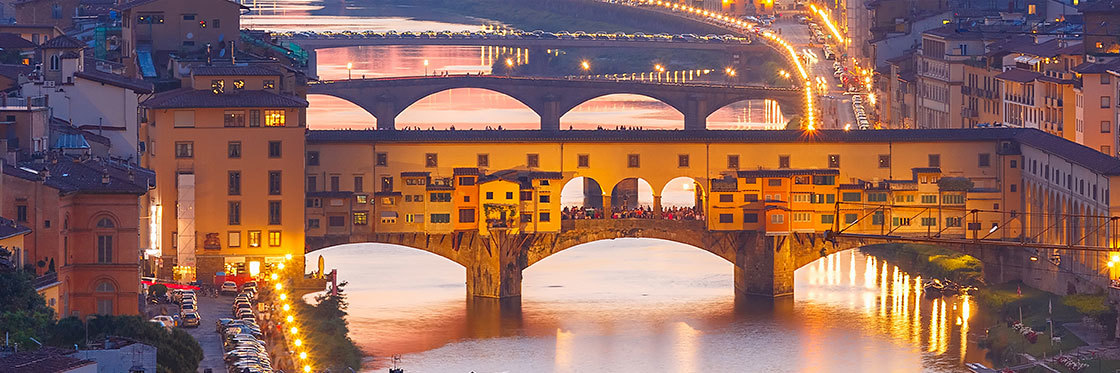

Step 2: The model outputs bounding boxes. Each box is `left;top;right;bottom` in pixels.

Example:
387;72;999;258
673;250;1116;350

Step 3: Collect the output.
561;206;704;221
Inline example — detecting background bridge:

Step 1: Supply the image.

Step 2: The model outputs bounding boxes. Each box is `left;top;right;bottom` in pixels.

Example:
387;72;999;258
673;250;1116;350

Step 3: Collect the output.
307;75;804;130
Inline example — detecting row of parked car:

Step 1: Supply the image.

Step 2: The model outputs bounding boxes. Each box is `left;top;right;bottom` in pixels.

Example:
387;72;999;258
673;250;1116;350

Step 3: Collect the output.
852;95;871;130
219;281;273;373
282;29;752;44
149;288;201;330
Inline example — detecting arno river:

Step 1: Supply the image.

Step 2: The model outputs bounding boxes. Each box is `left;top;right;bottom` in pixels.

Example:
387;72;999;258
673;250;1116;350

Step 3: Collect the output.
246;1;992;371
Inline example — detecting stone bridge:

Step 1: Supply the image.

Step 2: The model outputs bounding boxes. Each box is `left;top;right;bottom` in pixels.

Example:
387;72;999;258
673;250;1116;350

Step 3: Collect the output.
307;76;804;130
306;219;844;299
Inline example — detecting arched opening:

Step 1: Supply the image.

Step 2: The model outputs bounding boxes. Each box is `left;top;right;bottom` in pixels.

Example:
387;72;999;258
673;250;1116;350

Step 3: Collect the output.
560;94;682;130
610;177;654;214
307;94;377;129
707;99;788;130
398;87;540;130
561;177;605;219
660;177;705;220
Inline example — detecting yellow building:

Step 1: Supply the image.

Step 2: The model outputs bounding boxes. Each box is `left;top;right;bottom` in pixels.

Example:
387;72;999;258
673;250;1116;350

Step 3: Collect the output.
141;63;307;282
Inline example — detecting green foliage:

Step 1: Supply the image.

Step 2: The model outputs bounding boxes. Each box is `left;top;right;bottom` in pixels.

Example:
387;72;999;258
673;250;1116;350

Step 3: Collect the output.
148;284;169;298
860;243;984;286
296;282;363;371
47;315;203;373
0;264;56;347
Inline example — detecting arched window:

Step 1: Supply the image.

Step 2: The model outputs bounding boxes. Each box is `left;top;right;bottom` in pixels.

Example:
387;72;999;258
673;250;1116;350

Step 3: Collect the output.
49;55;60;71
95;281;115;292
96;218;115;228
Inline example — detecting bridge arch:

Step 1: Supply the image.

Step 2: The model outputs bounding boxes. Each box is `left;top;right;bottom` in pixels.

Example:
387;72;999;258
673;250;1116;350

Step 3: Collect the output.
659;176;706;210
560;176;606;211
306;94;378;129
396;87;542;129
559;93;684;130
609;177;655;211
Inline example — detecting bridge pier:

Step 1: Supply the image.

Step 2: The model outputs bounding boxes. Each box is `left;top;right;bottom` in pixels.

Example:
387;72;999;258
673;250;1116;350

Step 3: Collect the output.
734;234;796;297
307;49;318;79
684;95;709;131
464;230;531;298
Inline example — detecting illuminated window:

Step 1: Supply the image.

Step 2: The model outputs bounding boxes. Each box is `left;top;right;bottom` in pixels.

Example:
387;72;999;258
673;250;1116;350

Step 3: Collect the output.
264;110;286;127
263;80;275;89
174;141;193;158
211;80;224;94
223;111;245;127
268;231;281;246
228;231;241;247
353;212;369;225
248;231;261;247
1027;4;1035;14
355;195;368;204
232;79;244;89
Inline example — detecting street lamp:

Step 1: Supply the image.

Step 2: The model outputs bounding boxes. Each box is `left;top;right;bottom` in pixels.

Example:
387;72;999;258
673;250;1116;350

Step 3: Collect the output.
346;62;353;80
580;60;590;72
505;58;513;77
423;59;429;76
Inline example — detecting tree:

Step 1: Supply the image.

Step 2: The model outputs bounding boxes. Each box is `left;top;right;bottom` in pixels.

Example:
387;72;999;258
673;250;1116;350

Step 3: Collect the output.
299;282;363;371
148;284;168;299
0;248;55;348
48;315;203;373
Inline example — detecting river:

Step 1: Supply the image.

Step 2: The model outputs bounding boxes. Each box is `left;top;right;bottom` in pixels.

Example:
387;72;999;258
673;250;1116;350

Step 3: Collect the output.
246;1;993;371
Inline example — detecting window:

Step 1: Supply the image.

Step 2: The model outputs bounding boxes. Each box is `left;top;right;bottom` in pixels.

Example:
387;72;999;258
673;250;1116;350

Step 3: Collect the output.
779;155;790;168
520;191;533;201
727;155;740;169
268;201;281;225
268;231;281;246
892;217;911;226
268;171;282;195
213;18;221;28
51;4;61;19
459;209;475;223
380;177;392;192
249;110;260;127
228;171;241;195
770;214;785;224
307;151;320;166
228;231;241;247
174;110;195;127
1102;96;1111;109
946;217;962;227
521;214;533;223
928;154;940;167
1010;184;1017;192
232;79;244;89
264;110;286;127
768;179;782;186
921;217;937;226
827;154;840;168
720;194;734;202
268;141;282;158
719;214;734;223
175;142;193;158
486;192;494;200
331;176;340;191
678;154;690;168
477;153;489;167
505;192;514;199
743;213;759;223
744;194;759;202
1103;121;1112;133
1027;3;1036;14
354;176;364;193
578;154;590;168
921;195;937;204
228;141;242;158
820;214;834;224
867;193;887;202
627;154;640;168
872;211;884;225
48;54;59;70
15;205;26;222
1103;74;1112;85
430;193;452;202
353;212;369;225
328;216;345;227
307;219;320;229
96;235;113;263
1010;159;1017;169
539;212;551;222
978;153;990;167
376;153;387;166
942;194;965;204
844;213;858;224
356;195;368;204
228;201;241;225
183;14;195;20
426;153;438;167
248;231;262;247
224;111;245;127
539;194;551;203
527;154;539;168
1103;146;1112;155
263;79;274;89
878;154;890;168
430;214;451;223
307;176;318;192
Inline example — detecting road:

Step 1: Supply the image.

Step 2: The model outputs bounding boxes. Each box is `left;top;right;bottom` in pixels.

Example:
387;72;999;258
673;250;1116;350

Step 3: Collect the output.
773;17;858;130
146;294;233;372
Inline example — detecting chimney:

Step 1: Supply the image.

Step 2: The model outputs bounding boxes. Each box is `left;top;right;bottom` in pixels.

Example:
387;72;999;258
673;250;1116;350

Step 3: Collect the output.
128;169;134;182
101;168;110;185
206;43;212;65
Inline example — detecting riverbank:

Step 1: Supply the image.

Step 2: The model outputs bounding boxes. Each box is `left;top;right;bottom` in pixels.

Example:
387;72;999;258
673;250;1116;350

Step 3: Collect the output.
861;244;1118;371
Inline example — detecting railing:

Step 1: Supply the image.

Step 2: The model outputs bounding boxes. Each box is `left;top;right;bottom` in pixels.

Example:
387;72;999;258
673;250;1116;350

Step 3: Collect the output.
0;95;47;109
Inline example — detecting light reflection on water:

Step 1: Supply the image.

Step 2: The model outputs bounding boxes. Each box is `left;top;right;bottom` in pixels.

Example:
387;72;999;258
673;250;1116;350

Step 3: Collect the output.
310;241;992;372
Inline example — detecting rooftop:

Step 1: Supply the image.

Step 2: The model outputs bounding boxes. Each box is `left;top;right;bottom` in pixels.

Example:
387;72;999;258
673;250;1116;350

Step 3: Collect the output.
736;169;840;178
191;64;282;77
0;33;36;49
307;128;1120;175
141;88;308;109
995;68;1043;83
39;35;82;50
75;69;154;93
0;348;94;373
0;215;31;240
11;154;154;195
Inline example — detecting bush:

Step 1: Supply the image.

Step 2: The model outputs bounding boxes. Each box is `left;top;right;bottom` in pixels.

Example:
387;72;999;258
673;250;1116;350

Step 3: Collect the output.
148;284;168;298
297;282;363;371
47;315;203;373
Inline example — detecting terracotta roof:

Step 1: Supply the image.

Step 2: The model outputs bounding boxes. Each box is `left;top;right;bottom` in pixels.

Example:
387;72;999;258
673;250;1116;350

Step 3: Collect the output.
453;167;479;175
1080;0;1120;12
141;88;308;109
118;0;249;10
308;128;1120;175
400;171;430;177
0;216;31;240
736;169;840;178
923;25;985;41
995;68;1042;83
308;191;352;198
0;33;36;49
0;63;32;81
75;69;154;93
17;154;153;195
478;169;563;184
191;64;282;77
39;35;82;49
1073;60;1120;74
0;348;95;373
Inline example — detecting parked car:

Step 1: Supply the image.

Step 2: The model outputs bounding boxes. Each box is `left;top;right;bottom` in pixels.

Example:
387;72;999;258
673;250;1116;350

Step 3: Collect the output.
220;281;238;295
150;315;176;328
181;312;201;328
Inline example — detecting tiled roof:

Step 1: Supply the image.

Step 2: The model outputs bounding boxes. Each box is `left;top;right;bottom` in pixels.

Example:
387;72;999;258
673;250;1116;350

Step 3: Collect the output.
39;35;82;49
1080;0;1120;12
141;88;308;109
308;191;352;198
995;68;1042;83
0;216;31;240
912;167;942;173
191;64;282;77
400;171;430;177
308;128;1120;175
923;25;985;41
0;347;95;373
478;169;563;184
118;0;248;10
18;154;153;195
1073;60;1120;74
453;167;479;175
75;69;154;93
736;169;840;178
0;33;35;49
0;63;33;81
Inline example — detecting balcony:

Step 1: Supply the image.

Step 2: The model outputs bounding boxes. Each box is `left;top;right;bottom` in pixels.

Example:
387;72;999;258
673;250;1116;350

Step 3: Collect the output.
0;96;47;110
961;86;972;95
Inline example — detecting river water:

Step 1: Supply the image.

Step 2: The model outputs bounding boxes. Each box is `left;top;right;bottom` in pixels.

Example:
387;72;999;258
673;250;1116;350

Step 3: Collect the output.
246;1;993;371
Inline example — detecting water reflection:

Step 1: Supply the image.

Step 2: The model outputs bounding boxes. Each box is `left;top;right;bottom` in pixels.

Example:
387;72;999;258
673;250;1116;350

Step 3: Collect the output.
313;241;991;372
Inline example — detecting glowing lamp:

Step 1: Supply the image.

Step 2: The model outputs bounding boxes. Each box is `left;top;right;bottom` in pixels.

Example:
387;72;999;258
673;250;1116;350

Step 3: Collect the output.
294;339;302;347
287;315;294;323
291;326;299;334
